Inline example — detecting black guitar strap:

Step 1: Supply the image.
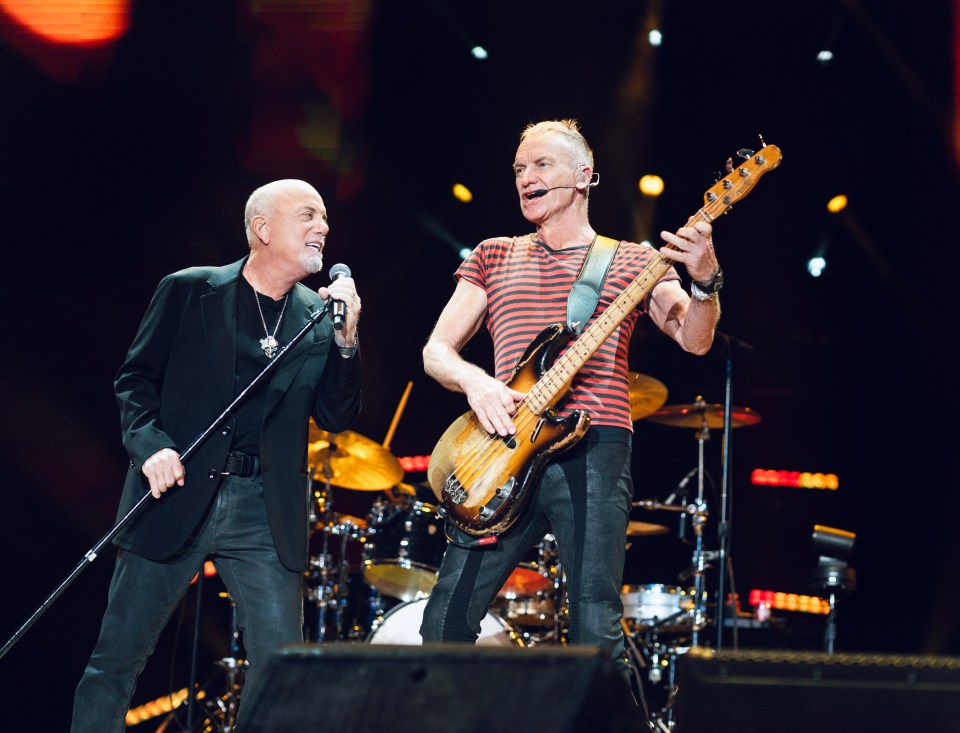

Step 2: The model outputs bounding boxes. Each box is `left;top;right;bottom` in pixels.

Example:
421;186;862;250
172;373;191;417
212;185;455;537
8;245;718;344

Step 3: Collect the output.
566;234;620;334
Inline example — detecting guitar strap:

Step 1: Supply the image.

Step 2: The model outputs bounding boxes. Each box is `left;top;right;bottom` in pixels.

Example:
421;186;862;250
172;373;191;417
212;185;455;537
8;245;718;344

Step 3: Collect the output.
566;234;620;334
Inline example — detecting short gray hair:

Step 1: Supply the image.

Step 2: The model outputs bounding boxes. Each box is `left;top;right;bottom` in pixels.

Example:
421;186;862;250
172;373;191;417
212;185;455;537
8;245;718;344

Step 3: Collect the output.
520;119;594;169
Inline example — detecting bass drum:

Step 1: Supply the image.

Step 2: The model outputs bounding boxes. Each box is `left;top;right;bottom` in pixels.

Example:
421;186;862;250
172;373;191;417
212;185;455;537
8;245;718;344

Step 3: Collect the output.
367;598;524;647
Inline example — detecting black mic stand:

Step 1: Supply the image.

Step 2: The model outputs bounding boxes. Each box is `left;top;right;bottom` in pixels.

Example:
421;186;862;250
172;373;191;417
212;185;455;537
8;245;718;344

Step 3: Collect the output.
714;330;753;651
0;301;333;661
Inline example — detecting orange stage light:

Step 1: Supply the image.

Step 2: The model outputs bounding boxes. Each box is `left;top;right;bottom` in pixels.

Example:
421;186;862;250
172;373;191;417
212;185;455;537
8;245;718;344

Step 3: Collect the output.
0;0;129;46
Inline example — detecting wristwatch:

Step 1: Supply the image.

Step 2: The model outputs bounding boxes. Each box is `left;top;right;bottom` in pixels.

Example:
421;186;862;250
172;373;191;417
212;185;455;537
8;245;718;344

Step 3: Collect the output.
338;333;359;359
690;269;724;301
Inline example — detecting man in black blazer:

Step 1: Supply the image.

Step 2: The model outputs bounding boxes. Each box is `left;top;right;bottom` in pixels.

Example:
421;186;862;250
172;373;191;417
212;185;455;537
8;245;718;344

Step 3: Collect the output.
71;179;362;732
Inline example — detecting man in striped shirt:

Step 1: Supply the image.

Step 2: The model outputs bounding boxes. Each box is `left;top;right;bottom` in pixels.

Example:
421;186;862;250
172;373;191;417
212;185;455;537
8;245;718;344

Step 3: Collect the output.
420;120;721;682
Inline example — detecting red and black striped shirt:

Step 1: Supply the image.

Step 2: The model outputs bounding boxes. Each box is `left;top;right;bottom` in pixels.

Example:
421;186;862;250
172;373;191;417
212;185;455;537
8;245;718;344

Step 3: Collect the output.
456;234;679;430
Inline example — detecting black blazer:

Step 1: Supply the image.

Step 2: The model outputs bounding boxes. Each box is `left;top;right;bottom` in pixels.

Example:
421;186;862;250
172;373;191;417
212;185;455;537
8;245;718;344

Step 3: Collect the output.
112;258;361;571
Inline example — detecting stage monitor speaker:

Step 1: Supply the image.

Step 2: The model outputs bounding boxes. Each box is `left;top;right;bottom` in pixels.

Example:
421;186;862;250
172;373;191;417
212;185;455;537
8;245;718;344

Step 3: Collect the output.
241;642;644;733
674;647;960;732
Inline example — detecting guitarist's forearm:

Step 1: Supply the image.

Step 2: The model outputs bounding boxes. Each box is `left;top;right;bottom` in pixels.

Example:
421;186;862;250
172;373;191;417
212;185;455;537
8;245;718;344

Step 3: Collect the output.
676;295;721;355
423;339;487;394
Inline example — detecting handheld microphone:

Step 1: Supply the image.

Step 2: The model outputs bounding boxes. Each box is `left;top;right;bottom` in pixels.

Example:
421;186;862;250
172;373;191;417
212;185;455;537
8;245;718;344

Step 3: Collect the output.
327;263;351;331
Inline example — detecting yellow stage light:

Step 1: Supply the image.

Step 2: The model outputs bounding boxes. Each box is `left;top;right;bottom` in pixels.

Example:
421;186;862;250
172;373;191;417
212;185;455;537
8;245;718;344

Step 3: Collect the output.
638;174;664;197
827;194;848;213
452;183;473;203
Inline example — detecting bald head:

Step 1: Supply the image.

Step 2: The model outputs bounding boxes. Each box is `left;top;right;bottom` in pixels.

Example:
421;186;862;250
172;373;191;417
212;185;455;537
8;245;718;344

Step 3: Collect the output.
244;179;321;245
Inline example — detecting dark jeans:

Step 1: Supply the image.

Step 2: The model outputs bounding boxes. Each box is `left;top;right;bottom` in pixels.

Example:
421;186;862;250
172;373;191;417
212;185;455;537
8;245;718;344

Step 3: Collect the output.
70;474;303;733
420;428;633;669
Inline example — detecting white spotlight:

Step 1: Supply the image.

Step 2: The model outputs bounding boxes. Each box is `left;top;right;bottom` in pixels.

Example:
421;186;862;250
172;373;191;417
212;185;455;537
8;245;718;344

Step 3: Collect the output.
817;50;834;64
648;29;662;47
471;46;488;60
458;247;474;260
807;255;826;278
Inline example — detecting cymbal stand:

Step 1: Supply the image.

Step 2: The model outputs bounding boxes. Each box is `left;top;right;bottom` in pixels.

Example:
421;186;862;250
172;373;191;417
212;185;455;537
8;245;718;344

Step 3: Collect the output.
306;465;337;642
684;414;712;647
209;592;245;732
544;536;568;645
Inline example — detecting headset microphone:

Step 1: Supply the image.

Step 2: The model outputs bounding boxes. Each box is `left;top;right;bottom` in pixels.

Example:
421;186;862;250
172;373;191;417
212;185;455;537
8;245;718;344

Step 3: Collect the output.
528;173;600;198
528;185;576;198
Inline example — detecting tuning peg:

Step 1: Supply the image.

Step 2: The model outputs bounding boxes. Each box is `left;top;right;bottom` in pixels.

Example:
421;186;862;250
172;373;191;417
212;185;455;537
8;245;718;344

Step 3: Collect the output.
724;156;734;174
737;148;755;160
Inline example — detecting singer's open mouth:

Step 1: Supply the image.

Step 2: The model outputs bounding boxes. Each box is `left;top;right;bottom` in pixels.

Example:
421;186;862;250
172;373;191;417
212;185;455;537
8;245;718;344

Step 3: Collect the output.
305;242;323;251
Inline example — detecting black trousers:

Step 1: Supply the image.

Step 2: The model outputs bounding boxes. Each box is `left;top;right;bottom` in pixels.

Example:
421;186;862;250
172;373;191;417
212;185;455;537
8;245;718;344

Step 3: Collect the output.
420;428;633;670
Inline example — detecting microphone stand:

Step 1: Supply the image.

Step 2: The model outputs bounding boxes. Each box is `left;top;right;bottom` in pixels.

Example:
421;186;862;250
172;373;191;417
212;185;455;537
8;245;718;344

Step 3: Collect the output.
714;330;753;651
0;301;333;661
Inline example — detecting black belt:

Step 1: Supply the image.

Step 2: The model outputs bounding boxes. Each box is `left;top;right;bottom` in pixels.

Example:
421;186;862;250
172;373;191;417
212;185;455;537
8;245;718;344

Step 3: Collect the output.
221;451;260;477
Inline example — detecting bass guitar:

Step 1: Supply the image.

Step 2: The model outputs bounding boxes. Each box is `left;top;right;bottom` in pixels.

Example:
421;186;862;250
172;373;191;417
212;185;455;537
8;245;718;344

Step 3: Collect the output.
428;142;782;536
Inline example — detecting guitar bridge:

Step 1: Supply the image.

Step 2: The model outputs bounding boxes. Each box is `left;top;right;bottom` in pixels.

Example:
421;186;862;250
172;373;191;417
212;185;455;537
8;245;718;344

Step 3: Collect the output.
444;475;467;505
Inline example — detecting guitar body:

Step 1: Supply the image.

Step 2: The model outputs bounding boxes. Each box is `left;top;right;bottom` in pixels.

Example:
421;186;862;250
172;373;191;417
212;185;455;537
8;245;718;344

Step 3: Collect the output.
428;324;590;536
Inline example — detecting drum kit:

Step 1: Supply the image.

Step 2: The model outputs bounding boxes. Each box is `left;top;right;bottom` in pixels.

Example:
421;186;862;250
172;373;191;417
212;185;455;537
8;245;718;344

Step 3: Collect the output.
195;378;761;732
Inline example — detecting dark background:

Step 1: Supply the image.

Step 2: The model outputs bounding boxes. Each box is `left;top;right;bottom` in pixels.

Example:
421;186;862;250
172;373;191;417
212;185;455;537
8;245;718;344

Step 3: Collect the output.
1;0;957;729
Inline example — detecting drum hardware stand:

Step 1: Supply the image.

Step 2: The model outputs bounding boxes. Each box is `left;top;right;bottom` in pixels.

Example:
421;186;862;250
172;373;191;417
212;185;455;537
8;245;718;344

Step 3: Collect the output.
622;613;690;733
204;592;246;732
305;464;356;642
0;301;334;661
620;619;661;733
632;497;712;648
715;330;754;650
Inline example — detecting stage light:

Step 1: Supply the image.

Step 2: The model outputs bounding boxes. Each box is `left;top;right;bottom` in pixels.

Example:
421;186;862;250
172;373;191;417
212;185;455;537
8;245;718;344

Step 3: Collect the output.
471;45;488;60
0;0;130;45
638;174;664;197
458;247;473;260
827;194;848;213
452;183;473;203
648;29;662;47
807;255;827;277
817;49;834;64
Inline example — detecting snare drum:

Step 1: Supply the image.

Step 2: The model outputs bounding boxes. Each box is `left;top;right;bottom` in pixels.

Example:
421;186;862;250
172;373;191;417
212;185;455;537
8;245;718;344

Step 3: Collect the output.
367;598;523;647
362;500;447;601
621;584;694;631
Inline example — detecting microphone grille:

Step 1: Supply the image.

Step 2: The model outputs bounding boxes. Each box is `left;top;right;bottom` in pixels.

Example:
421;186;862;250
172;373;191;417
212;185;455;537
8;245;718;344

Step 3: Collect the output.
328;263;351;280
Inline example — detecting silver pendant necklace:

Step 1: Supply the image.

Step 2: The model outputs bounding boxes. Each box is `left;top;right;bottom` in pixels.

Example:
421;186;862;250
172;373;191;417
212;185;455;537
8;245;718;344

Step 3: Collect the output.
253;289;289;358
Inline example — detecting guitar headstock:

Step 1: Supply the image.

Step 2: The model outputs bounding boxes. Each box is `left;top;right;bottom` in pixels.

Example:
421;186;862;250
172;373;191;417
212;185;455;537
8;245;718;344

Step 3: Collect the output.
702;142;782;219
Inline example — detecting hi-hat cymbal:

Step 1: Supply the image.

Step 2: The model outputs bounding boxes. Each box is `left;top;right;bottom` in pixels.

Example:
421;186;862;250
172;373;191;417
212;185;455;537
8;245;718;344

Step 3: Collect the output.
627;521;669;536
646;396;761;429
308;420;404;491
628;372;669;421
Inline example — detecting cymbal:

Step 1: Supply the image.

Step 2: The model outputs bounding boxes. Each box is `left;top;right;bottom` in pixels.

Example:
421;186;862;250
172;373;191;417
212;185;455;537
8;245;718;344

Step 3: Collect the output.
628;372;669;421
308;421;404;491
646;397;761;429
627;521;669;536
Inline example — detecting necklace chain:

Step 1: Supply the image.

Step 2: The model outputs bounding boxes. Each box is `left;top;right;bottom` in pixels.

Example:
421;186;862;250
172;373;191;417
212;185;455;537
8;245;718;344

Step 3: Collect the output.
253;288;289;358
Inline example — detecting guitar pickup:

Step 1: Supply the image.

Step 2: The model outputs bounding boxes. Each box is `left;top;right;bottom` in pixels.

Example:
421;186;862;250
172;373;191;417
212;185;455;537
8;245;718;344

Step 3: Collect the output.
478;476;515;522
